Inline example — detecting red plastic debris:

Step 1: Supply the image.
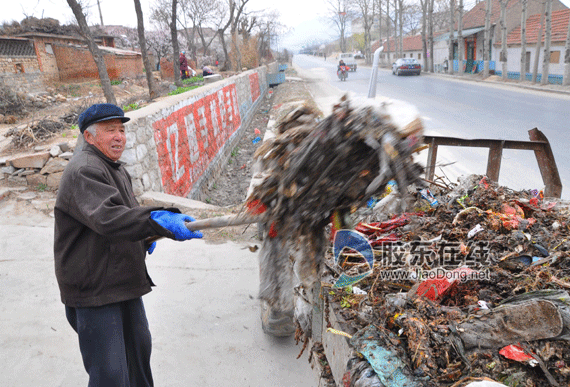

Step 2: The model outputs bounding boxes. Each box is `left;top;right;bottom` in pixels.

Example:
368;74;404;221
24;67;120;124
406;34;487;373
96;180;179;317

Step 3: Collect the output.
268;222;278;238
499;344;536;364
416;267;475;301
246;199;267;215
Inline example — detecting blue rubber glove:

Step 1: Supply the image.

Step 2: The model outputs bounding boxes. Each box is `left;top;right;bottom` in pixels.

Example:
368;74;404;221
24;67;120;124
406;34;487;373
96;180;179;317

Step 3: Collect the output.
147;242;156;255
150;210;203;241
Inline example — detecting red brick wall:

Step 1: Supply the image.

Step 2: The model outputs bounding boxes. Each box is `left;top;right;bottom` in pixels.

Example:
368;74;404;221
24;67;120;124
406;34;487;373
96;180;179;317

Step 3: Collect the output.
53;44;143;82
160;58;174;80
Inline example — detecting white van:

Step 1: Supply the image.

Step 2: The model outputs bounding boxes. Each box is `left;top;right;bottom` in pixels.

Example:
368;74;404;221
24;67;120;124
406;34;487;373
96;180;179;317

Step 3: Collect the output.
338;53;357;72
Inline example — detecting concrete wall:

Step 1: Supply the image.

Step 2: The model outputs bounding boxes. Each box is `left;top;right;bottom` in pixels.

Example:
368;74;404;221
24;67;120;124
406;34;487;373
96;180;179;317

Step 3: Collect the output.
121;65;269;200
493;44;566;75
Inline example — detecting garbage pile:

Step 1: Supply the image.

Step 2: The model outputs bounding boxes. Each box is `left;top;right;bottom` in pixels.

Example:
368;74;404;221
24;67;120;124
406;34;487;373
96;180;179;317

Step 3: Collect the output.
323;175;570;387
247;96;424;314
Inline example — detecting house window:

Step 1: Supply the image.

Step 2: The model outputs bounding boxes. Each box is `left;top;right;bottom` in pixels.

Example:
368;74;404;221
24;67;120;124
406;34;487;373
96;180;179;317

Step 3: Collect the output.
418;53;422;60
403;53;406;58
550;51;560;64
410;53;413;58
15;63;24;73
45;43;54;55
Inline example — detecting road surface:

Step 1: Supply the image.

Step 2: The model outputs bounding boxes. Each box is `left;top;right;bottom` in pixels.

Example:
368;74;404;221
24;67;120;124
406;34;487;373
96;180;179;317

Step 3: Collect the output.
293;54;570;199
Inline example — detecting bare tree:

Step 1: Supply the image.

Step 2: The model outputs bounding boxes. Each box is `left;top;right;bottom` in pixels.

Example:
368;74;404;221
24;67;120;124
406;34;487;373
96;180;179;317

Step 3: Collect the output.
483;0;492;77
540;0;552;85
355;0;375;64
532;2;546;83
519;0;527;81
170;0;182;87
564;3;570;85
327;0;352;53
420;0;428;70
448;0;454;74
457;0;463;76
498;0;510;80
134;0;158;99
66;0;116;104
428;0;434;72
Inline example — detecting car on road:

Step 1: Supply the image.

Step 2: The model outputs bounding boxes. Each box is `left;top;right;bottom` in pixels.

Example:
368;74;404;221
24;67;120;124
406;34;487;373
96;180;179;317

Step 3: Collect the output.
338;53;357;71
392;58;421;76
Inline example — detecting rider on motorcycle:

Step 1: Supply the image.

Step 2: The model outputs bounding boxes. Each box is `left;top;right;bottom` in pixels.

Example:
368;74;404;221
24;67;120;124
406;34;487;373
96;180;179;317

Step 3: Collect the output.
338;59;347;72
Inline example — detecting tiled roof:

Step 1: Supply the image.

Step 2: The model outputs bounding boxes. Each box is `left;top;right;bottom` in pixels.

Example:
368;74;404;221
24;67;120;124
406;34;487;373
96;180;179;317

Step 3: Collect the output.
497;8;570;45
373;32;446;52
376;34;424;52
458;0;518;30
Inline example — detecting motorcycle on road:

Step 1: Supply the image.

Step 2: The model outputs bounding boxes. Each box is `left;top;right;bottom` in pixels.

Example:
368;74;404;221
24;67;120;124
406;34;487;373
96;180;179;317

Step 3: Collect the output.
337;65;348;81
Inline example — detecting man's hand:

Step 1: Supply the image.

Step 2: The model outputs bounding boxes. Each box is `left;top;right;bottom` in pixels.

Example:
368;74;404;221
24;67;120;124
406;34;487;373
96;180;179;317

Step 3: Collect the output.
150;211;204;241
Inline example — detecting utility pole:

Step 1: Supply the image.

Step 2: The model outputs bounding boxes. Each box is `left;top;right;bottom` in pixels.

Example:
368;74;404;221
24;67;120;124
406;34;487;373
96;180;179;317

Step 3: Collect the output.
97;0;104;27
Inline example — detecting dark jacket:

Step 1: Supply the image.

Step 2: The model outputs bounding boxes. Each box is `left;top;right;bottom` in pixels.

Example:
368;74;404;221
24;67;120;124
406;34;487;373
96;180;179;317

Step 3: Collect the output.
54;143;173;307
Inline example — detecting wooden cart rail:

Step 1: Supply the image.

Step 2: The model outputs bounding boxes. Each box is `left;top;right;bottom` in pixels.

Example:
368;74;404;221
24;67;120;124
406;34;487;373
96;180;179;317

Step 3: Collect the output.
423;128;562;198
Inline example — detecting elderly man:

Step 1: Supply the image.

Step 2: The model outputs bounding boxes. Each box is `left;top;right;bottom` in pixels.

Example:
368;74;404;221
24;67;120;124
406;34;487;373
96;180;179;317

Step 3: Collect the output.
54;103;203;386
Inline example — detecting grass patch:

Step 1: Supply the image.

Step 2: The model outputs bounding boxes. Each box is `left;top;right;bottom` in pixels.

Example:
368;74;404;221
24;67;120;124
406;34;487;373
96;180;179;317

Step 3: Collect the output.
110;80;123;85
168;84;202;96
182;75;204;84
231;146;239;157
123;102;141;112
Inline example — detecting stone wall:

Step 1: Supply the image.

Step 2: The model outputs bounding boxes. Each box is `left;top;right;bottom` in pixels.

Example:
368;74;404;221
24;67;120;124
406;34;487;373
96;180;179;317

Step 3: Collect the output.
121;65;269;200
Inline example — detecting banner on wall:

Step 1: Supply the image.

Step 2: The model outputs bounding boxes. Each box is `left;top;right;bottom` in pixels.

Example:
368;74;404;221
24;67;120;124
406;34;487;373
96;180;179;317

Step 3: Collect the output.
152;84;242;197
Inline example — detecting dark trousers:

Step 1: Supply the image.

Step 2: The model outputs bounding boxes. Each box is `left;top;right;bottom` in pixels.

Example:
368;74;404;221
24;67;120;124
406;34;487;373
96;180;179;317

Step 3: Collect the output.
66;298;153;387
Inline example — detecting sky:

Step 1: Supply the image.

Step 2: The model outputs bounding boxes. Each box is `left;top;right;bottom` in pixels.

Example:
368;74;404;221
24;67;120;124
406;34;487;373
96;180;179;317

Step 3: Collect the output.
1;0;334;50
4;0;570;51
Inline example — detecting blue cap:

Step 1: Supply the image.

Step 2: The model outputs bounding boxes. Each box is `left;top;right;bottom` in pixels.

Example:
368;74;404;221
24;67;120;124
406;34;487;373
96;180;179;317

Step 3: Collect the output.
78;103;130;133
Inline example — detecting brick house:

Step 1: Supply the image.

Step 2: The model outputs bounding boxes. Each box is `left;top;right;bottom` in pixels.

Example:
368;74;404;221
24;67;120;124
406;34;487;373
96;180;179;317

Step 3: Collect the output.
0;36;45;92
493;8;570;82
0;31;143;86
432;0;567;72
372;35;428;64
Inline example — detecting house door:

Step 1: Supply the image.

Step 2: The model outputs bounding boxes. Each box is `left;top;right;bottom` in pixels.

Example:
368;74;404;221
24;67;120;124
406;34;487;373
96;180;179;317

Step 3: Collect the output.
525;51;531;73
466;41;476;60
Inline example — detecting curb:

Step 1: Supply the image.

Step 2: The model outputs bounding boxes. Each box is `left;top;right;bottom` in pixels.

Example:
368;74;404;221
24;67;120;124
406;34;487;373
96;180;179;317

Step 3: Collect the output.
359;63;570;96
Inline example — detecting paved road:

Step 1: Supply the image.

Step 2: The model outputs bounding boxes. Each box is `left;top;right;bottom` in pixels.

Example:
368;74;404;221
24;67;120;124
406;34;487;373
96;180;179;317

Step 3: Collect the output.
0;194;317;384
294;54;570;199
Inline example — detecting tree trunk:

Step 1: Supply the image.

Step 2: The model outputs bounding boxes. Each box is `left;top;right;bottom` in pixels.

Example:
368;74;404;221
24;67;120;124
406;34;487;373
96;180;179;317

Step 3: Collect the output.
421;0;428;71
378;0;383;64
519;0;527;81
540;0;552;85
171;0;182;87
386;0;391;63
399;0;404;59
564;1;570;85
66;0;116;105
134;0;158;100
448;0;455;75
483;0;492;77
428;0;434;72
532;2;546;83
457;0;464;75
499;0;508;80
219;29;229;70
